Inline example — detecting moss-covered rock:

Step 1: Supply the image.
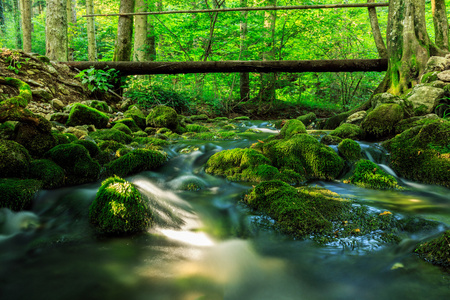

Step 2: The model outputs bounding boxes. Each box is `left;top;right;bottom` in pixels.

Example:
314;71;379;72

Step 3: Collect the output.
296;112;317;126
0;178;42;211
394;114;440;134
205;148;278;182
112;122;132;135
382;119;450;188
14;117;56;157
0;77;32;108
132;136;169;147
259;134;344;180
346;159;401;190
28;159;65;189
85;100;111;113
243;180;351;237
320;134;343;145
361;104;404;140
72;140;100;158
105;149;167;178
124;106;146;129
185;124;210;133
45;143;100;185
415;230;450;269
66;103;109;128
89;176;152;235
338;139;361;162
99;140;125;154
330;123;364;140
279;119;307;138
146;105;178;129
0;140;31;178
90;129;132;144
113;117;141;132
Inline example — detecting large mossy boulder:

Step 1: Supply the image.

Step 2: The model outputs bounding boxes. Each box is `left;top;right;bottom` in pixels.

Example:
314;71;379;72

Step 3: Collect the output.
370;93;403;109
89;129;133;144
14;115;56;157
258;134;344;180
205;148;279;182
338;139;361;162
0;140;31;178
415;230;450;269
45;143;100;185
124;106;146;129
28;159;65;189
243;180;351;237
330;123;364;140
0;178;42;211
296;112;316;127
405;84;445;115
113;117;141;132
105;149;167;178
361;103;404;140
346;159;401;190
89;176;152;235
382;119;450;188
146;105;178;129
279;119;307;138
66;103;109;128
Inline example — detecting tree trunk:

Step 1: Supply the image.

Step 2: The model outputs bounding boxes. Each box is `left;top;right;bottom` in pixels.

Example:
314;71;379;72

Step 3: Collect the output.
0;0;4;30
259;0;277;103
114;0;135;62
46;0;68;61
367;0;387;59
147;1;156;61
67;0;76;60
239;0;250;102
20;0;32;52
133;0;149;61
377;0;437;95
13;0;22;49
432;0;449;51
86;0;97;61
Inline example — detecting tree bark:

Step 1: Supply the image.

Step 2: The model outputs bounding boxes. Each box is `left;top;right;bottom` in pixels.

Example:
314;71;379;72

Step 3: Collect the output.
259;0;277;103
46;0;68;61
20;0;32;52
64;59;388;75
239;0;250;102
86;0;97;61
431;0;449;51
114;0;135;61
367;0;387;59
133;0;150;61
377;0;435;95
13;0;22;49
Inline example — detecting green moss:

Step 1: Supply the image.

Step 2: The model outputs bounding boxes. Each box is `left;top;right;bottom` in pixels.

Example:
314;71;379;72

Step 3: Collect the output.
274;168;306;185
213;117;229;122
72;140;100;158
259;134;344;180
421;71;439;84
146;105;178;129
132;136;170;147
87;100;110;113
63;132;78;142
112;122;132;135
90;129;132;144
330;123;364;140
1;77;32;108
383;119;450;188
205;148;279;182
45;143;100;185
124;106;146;129
279;119;307;138
113;118;141;132
338;139;361;162
99;140;125;153
0;140;31;178
132;131;147;137
296;112;317;126
52;132;73;145
415;230;450;268
233;116;250;121
222;124;237;130
190;114;209;121
14;118;56;157
347;159;401;190
244;180;351;237
89;176;152;235
361;104;404;139
105;149;167;178
66;103;109;129
320;134;343;145
0;178;42;211
28;159;65;189
185;124;210;133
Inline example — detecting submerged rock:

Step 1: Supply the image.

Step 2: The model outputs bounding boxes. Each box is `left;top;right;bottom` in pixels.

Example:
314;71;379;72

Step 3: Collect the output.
89;176;153;235
415;230;450;269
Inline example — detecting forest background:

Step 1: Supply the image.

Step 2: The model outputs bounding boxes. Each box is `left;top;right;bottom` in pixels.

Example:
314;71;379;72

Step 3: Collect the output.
0;0;448;117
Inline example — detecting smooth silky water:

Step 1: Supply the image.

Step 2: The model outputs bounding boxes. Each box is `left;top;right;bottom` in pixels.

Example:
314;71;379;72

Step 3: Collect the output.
1;122;449;300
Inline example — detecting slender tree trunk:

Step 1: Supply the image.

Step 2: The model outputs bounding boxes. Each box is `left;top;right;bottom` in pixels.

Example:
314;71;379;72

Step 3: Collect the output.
240;0;250;102
20;0;32;52
148;1;156;61
114;0;135;61
13;0;22;49
133;0;149;61
86;0;97;61
67;0;76;60
46;0;68;61
432;0;449;51
259;0;277;103
367;0;387;59
376;0;438;95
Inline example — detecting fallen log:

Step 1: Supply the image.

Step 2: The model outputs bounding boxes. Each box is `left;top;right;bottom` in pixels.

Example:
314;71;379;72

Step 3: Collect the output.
62;59;388;75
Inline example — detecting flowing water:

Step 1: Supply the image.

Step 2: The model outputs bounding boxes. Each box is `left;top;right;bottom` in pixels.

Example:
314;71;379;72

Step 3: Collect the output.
1;122;449;300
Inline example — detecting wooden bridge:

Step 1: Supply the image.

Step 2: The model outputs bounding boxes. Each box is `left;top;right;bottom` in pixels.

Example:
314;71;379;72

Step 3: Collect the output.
62;2;389;75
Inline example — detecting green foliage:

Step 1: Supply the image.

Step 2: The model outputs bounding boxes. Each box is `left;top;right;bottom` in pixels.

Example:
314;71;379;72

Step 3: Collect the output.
89;176;152;235
0;178;42;211
75;67;120;93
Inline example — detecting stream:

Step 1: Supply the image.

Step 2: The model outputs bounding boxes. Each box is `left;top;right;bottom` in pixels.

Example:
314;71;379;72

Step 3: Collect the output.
0;121;449;300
